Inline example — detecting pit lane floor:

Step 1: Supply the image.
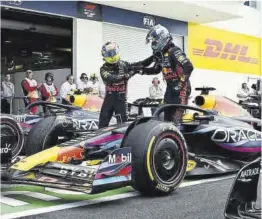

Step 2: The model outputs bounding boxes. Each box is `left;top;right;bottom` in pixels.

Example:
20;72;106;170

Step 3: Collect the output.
1;174;251;219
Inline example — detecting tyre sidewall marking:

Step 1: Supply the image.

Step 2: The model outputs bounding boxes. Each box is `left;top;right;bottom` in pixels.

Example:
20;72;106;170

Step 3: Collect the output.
147;136;156;181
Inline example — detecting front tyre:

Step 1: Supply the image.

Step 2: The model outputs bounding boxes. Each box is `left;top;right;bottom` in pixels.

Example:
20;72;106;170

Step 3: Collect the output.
123;120;188;196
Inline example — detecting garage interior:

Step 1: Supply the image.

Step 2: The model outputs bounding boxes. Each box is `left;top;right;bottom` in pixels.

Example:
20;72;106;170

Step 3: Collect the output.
1;7;73;113
1;7;73;75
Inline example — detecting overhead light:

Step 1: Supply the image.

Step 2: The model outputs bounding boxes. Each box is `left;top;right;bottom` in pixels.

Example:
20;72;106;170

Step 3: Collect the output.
143;3;146;6
5;40;11;43
55;48;72;52
196;15;199;17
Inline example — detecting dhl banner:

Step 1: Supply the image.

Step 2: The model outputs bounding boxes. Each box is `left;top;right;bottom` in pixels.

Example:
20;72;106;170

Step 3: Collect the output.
188;23;261;75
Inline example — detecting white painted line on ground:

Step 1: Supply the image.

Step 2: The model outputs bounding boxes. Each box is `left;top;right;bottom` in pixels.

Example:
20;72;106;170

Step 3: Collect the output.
1;191;60;201
1;192;140;219
44;187;86;195
0;196;29;207
180;175;235;188
1;184;23;189
1;175;235;219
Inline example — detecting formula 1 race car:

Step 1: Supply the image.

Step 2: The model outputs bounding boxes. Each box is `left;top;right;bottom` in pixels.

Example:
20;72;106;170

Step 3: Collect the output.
193;87;261;130
1;103;261;197
0;96;163;159
0;99;114;159
224;157;261;219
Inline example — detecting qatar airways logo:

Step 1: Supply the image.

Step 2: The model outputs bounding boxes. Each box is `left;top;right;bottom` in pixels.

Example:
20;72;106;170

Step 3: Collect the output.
192;39;258;65
211;127;261;143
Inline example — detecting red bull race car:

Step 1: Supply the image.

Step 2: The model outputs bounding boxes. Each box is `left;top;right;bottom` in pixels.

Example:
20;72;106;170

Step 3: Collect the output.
0;94;161;159
1;95;261;196
0;92;119;158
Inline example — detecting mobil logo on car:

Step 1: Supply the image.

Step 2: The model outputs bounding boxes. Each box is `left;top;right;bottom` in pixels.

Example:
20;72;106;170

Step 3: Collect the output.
108;153;132;164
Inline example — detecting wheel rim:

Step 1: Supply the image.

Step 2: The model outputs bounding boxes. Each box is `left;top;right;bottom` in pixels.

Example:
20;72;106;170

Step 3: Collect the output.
162;150;175;170
153;135;183;184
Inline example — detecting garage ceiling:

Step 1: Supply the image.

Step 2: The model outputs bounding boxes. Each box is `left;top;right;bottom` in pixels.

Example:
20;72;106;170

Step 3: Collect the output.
91;0;243;23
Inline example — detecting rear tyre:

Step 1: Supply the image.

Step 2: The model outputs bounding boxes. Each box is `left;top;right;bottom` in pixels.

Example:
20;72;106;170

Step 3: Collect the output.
123;120;188;196
0;116;24;159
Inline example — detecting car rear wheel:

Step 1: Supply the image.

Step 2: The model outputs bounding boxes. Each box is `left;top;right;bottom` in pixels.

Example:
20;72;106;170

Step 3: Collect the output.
123;120;188;196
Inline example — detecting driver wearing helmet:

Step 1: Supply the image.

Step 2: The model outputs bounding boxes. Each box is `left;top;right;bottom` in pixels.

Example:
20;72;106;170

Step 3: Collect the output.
140;24;194;122
99;41;151;128
40;72;58;103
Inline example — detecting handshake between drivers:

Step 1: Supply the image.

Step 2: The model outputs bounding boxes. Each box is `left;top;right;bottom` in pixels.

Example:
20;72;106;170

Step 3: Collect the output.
128;65;144;77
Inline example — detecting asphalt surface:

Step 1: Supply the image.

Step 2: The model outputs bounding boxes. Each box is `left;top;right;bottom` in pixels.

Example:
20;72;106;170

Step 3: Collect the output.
19;178;242;219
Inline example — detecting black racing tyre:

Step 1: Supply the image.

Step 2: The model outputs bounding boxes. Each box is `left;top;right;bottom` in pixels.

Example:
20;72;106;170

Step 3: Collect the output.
123;120;188;196
0;116;24;159
120;117;152;148
25;116;63;156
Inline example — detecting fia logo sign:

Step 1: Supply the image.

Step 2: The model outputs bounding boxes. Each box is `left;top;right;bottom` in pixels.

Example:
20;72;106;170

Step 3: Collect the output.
143;15;155;29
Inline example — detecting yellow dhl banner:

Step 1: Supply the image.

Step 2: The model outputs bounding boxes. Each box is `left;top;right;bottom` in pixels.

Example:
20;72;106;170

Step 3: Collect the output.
188;23;261;75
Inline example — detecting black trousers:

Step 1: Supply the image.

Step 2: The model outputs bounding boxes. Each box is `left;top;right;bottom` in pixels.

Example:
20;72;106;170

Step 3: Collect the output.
163;81;191;122
1;99;10;114
99;92;127;128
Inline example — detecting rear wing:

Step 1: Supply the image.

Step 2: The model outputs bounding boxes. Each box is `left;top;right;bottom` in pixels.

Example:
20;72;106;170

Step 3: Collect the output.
224;158;261;219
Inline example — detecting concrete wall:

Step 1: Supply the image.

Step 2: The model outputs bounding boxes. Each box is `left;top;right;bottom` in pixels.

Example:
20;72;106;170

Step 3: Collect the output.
73;18;103;80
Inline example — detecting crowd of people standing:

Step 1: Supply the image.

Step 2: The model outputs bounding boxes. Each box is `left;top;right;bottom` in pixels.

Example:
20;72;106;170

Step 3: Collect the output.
1;69;101;114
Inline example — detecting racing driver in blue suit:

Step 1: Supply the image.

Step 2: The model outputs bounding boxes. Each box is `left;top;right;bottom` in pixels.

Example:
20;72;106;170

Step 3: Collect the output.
140;24;194;122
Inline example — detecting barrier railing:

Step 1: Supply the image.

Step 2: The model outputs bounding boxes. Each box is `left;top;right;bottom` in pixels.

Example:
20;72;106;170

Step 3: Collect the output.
1;96;61;115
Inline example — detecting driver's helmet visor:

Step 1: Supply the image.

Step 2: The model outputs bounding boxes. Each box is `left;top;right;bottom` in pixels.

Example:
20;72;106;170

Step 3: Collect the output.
102;43;119;58
103;49;118;58
145;28;160;44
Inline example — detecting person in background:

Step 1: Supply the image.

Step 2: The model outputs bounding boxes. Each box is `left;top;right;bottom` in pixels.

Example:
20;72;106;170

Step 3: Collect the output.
237;82;250;104
77;73;89;92
1;73;15;114
21;70;41;114
250;84;258;95
149;77;163;99
88;73;100;96
40;72;58;106
257;79;262;96
60;75;76;105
